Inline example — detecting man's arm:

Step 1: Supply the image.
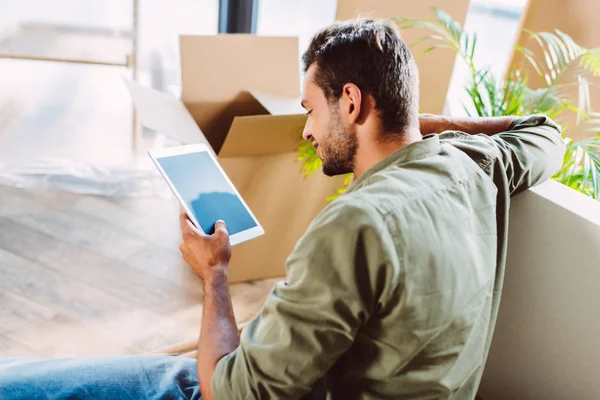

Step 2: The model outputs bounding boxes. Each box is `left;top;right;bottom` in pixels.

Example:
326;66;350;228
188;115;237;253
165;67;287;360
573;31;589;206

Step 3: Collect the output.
179;214;238;400
197;269;239;400
208;200;394;399
178;202;392;399
420;114;566;196
419;114;516;136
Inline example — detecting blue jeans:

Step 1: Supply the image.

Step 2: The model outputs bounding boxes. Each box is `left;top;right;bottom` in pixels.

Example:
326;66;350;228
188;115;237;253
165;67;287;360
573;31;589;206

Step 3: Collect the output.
0;355;202;399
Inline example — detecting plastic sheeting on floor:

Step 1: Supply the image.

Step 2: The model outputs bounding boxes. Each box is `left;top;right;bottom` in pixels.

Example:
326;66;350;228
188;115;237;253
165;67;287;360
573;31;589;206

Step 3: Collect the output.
0;157;171;198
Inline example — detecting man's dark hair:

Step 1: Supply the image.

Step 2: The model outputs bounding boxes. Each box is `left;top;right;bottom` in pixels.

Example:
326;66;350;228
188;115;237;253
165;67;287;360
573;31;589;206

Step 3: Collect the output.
302;19;419;136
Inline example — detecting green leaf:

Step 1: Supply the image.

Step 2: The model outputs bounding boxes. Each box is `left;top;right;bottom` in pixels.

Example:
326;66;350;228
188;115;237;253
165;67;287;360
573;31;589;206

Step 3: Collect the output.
416;44;453;57
462;102;474;117
558;132;600;198
324;174;353;201
583;151;592;190
408;34;447;48
296;140;322;177
591;158;600;199
580;48;600;76
469;33;478;62
394;19;450;38
395;8;465;54
516;45;546;81
555;30;581;60
343;173;354;186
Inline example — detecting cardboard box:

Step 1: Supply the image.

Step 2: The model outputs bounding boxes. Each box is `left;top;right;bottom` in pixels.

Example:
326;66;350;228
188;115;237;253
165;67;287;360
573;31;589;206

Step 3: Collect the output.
125;35;344;283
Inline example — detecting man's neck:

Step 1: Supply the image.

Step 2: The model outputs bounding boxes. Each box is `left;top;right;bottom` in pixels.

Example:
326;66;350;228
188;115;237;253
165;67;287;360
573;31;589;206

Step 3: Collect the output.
353;127;422;178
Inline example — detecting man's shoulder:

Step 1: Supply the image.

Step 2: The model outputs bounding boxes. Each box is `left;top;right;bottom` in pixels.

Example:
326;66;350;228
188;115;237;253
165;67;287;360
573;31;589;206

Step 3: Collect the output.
311;192;386;234
319;192;381;220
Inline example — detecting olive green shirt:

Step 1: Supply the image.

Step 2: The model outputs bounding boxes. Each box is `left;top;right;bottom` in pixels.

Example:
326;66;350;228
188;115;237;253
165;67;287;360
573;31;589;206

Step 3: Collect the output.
213;115;565;399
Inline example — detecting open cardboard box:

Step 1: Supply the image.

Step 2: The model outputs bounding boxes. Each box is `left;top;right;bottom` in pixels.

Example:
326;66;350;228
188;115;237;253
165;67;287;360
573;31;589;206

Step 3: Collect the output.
125;34;344;283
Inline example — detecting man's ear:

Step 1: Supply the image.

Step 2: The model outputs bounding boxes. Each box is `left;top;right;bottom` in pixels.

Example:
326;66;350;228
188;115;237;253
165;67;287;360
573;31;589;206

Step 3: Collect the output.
340;83;362;125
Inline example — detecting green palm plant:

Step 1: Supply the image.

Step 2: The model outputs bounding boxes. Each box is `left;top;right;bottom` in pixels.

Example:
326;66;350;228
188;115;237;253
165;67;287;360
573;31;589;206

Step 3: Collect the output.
298;8;600;200
394;8;600;200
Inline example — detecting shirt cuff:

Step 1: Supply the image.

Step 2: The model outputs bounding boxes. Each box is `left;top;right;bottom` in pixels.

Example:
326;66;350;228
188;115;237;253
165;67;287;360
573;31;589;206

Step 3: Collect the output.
508;114;561;134
211;351;239;400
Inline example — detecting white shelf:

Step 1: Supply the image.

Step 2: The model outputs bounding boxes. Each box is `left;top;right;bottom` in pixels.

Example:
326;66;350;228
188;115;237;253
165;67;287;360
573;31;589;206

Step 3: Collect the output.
0;22;133;67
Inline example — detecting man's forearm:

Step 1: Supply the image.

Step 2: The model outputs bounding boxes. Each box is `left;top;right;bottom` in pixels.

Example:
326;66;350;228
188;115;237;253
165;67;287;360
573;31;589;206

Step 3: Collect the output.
419;114;517;136
197;267;239;400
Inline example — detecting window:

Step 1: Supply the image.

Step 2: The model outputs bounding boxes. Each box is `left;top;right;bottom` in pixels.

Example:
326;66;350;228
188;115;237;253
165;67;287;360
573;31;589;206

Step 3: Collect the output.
0;0;218;165
256;0;337;65
445;0;528;116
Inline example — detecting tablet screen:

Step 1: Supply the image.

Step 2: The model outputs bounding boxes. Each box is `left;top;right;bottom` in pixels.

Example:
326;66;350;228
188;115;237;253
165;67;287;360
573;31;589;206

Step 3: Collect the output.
156;152;258;235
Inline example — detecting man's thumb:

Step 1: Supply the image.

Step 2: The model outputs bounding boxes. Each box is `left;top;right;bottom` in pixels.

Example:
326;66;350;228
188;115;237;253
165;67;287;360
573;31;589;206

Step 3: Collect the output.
214;220;228;233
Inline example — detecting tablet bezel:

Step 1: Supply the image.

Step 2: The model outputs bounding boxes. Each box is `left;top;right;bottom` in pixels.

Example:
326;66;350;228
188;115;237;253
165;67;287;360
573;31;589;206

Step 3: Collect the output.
149;143;264;246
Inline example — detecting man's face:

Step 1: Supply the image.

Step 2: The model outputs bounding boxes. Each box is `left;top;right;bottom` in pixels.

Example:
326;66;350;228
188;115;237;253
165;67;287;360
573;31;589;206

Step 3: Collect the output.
301;64;358;177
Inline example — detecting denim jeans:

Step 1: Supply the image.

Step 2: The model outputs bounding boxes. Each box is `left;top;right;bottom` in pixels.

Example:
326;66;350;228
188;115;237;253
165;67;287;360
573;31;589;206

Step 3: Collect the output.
0;355;202;399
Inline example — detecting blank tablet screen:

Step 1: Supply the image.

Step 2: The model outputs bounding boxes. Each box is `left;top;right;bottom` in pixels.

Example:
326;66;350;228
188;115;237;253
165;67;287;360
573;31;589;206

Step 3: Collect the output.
156;152;257;235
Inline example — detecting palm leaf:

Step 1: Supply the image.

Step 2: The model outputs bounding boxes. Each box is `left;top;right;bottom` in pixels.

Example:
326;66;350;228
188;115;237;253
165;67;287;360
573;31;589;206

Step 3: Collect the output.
417;44;453;57
525;30;585;83
433;8;462;44
516;30;600;111
580;48;600;75
297;140;321;177
516;45;543;78
395;8;477;68
463;67;528;118
409;34;447;48
325;173;354;201
555;131;600;199
502;69;527;116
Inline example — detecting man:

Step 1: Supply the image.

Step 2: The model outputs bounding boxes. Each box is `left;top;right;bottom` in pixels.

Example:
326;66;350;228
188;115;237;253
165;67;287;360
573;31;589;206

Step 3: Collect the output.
0;19;565;400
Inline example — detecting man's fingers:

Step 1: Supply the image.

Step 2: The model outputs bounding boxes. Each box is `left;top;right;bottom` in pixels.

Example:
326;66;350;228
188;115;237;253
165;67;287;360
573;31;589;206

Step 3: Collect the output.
180;212;190;231
214;220;228;235
180;212;204;238
179;243;191;265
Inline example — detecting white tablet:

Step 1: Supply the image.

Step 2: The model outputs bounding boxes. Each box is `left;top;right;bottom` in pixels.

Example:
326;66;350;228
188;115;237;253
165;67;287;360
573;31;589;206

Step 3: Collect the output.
149;144;264;246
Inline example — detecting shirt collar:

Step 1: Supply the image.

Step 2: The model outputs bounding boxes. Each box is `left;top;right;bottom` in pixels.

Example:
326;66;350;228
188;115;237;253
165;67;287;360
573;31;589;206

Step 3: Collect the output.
346;134;441;193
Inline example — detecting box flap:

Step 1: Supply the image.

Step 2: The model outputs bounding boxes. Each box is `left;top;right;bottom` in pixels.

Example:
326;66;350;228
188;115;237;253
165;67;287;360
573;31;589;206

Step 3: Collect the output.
248;90;305;116
179;35;300;103
183;91;270;154
178;35;301;150
219;114;307;158
123;79;211;147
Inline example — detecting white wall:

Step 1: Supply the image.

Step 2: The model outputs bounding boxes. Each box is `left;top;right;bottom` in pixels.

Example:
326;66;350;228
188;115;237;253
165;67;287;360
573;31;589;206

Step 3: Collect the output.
479;180;600;400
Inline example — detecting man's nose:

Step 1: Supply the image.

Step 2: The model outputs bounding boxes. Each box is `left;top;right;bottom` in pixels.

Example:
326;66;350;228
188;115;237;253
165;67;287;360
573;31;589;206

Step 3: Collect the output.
302;119;312;141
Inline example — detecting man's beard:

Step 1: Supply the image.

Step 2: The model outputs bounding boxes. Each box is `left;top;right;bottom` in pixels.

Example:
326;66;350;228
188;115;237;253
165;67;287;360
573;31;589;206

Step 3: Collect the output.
321;110;358;177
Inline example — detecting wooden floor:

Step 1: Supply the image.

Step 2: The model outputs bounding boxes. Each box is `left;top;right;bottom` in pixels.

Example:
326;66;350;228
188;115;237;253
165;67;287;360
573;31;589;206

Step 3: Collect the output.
0;185;278;358
0;28;278;358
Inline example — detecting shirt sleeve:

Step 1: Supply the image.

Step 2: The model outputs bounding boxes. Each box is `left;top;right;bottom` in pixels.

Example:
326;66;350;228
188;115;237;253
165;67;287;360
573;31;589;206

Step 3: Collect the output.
439;114;566;196
212;199;394;400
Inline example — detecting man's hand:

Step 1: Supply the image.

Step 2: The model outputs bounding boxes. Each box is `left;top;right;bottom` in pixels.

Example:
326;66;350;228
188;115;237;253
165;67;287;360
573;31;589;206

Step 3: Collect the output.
179;213;238;400
179;212;232;281
418;114;517;136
